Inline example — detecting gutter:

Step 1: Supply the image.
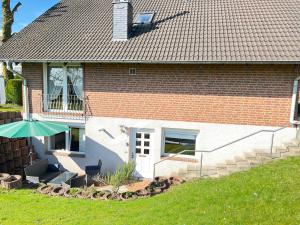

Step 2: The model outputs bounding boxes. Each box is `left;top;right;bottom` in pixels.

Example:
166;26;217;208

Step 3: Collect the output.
6;61;29;120
1;59;300;65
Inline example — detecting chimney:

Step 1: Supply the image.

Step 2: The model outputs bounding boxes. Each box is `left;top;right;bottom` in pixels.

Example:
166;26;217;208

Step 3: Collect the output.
112;0;133;41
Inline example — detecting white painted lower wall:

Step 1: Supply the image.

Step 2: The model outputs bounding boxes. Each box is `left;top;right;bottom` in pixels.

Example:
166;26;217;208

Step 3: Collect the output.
31;114;298;178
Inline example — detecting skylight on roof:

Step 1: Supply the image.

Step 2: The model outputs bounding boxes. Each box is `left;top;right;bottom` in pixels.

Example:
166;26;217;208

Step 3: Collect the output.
135;12;155;25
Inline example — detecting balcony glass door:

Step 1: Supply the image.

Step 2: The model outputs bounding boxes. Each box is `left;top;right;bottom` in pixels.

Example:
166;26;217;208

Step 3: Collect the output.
67;67;83;111
45;65;83;112
47;67;64;110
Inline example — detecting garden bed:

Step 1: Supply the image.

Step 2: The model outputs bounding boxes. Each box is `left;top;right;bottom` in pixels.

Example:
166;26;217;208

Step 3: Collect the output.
37;176;185;201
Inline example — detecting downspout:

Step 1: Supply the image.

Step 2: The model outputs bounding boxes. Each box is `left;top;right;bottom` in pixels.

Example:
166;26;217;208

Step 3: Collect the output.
290;65;300;125
5;61;29;121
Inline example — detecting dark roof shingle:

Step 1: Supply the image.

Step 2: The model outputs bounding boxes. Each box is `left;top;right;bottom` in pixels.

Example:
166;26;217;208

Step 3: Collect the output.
0;0;299;63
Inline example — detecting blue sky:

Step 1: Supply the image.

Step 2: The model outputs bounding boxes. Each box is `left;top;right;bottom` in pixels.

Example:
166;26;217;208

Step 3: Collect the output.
2;0;59;32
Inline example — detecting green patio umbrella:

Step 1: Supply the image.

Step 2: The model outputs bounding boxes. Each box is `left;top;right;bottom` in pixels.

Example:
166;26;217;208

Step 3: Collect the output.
0;120;70;164
0;120;70;138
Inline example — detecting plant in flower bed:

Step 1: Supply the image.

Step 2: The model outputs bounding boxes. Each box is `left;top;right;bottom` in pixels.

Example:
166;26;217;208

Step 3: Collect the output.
90;174;107;187
105;161;136;197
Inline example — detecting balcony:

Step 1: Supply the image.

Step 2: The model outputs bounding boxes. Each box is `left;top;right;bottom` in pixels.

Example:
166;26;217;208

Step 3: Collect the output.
39;94;90;122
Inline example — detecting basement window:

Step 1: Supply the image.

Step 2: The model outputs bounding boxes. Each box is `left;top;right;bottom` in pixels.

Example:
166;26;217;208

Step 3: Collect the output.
163;129;198;156
134;12;155;25
49;127;86;153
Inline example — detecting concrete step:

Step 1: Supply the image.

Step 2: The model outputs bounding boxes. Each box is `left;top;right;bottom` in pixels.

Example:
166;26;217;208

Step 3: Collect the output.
206;174;221;178
252;149;280;157
275;147;289;153
237;164;251;171
186;165;215;171
226;166;242;173
283;141;300;148
216;164;228;169
281;151;300;157
234;156;248;162
217;169;231;176
235;160;250;167
233;156;250;165
288;138;300;146
287;146;300;152
257;152;281;159
225;160;237;165
186;169;218;177
244;158;264;165
244;152;257;159
244;153;261;162
180;166;218;178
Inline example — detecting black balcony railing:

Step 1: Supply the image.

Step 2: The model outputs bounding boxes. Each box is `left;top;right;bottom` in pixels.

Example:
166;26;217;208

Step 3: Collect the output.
40;94;90;121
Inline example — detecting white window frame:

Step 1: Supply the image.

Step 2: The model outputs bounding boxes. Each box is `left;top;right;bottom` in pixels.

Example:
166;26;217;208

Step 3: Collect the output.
43;63;83;113
48;125;86;155
162;128;199;158
134;12;155;25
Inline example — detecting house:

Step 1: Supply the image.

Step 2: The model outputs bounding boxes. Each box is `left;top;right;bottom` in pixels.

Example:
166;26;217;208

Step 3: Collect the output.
0;0;299;178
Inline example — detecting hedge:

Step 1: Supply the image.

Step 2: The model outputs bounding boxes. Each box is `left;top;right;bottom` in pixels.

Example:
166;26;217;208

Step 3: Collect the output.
5;79;23;105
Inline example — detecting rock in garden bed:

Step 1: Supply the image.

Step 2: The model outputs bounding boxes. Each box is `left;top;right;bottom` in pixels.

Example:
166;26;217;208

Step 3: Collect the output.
119;191;138;201
168;176;185;185
91;190;112;200
51;186;69;196
0;173;10;187
37;184;54;195
1;175;22;189
77;189;93;199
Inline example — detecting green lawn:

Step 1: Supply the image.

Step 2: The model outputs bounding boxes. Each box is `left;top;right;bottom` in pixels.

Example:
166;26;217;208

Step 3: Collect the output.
0;104;22;112
1;157;300;225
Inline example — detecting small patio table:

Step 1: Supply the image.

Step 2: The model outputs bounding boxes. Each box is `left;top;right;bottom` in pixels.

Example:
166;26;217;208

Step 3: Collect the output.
48;171;78;186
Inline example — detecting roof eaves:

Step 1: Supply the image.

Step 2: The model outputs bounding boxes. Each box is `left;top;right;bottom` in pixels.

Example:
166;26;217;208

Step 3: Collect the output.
2;59;300;65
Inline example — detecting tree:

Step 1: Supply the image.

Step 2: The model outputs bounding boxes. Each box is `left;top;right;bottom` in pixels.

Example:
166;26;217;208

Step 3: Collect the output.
1;0;21;80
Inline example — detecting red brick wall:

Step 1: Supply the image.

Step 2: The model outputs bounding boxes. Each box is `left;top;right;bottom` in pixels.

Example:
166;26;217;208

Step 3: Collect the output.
23;63;297;126
22;63;43;113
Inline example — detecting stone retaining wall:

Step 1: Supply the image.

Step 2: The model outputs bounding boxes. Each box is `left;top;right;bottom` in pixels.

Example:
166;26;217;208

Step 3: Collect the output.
0;112;29;176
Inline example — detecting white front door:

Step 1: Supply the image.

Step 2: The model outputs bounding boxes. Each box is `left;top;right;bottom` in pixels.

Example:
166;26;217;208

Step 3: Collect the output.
132;129;154;178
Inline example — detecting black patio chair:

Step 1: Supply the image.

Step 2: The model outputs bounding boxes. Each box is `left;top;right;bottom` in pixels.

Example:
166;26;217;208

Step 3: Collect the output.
63;174;86;188
85;159;102;186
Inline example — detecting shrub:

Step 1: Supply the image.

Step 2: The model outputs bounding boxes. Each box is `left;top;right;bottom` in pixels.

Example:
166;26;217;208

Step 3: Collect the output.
105;161;136;194
122;161;136;181
5;79;23;105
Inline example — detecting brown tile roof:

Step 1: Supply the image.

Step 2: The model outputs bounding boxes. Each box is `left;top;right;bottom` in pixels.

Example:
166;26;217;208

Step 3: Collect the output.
0;0;299;63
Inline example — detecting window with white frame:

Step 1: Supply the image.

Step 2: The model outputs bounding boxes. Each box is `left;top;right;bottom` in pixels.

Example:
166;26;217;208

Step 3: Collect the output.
163;129;198;156
44;64;83;111
49;127;85;153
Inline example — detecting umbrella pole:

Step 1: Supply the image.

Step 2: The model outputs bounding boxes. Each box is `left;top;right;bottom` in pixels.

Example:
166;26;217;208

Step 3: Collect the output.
29;137;33;165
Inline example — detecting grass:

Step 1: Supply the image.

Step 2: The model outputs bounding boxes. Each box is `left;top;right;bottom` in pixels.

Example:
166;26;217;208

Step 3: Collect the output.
1;157;300;225
0;104;22;112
